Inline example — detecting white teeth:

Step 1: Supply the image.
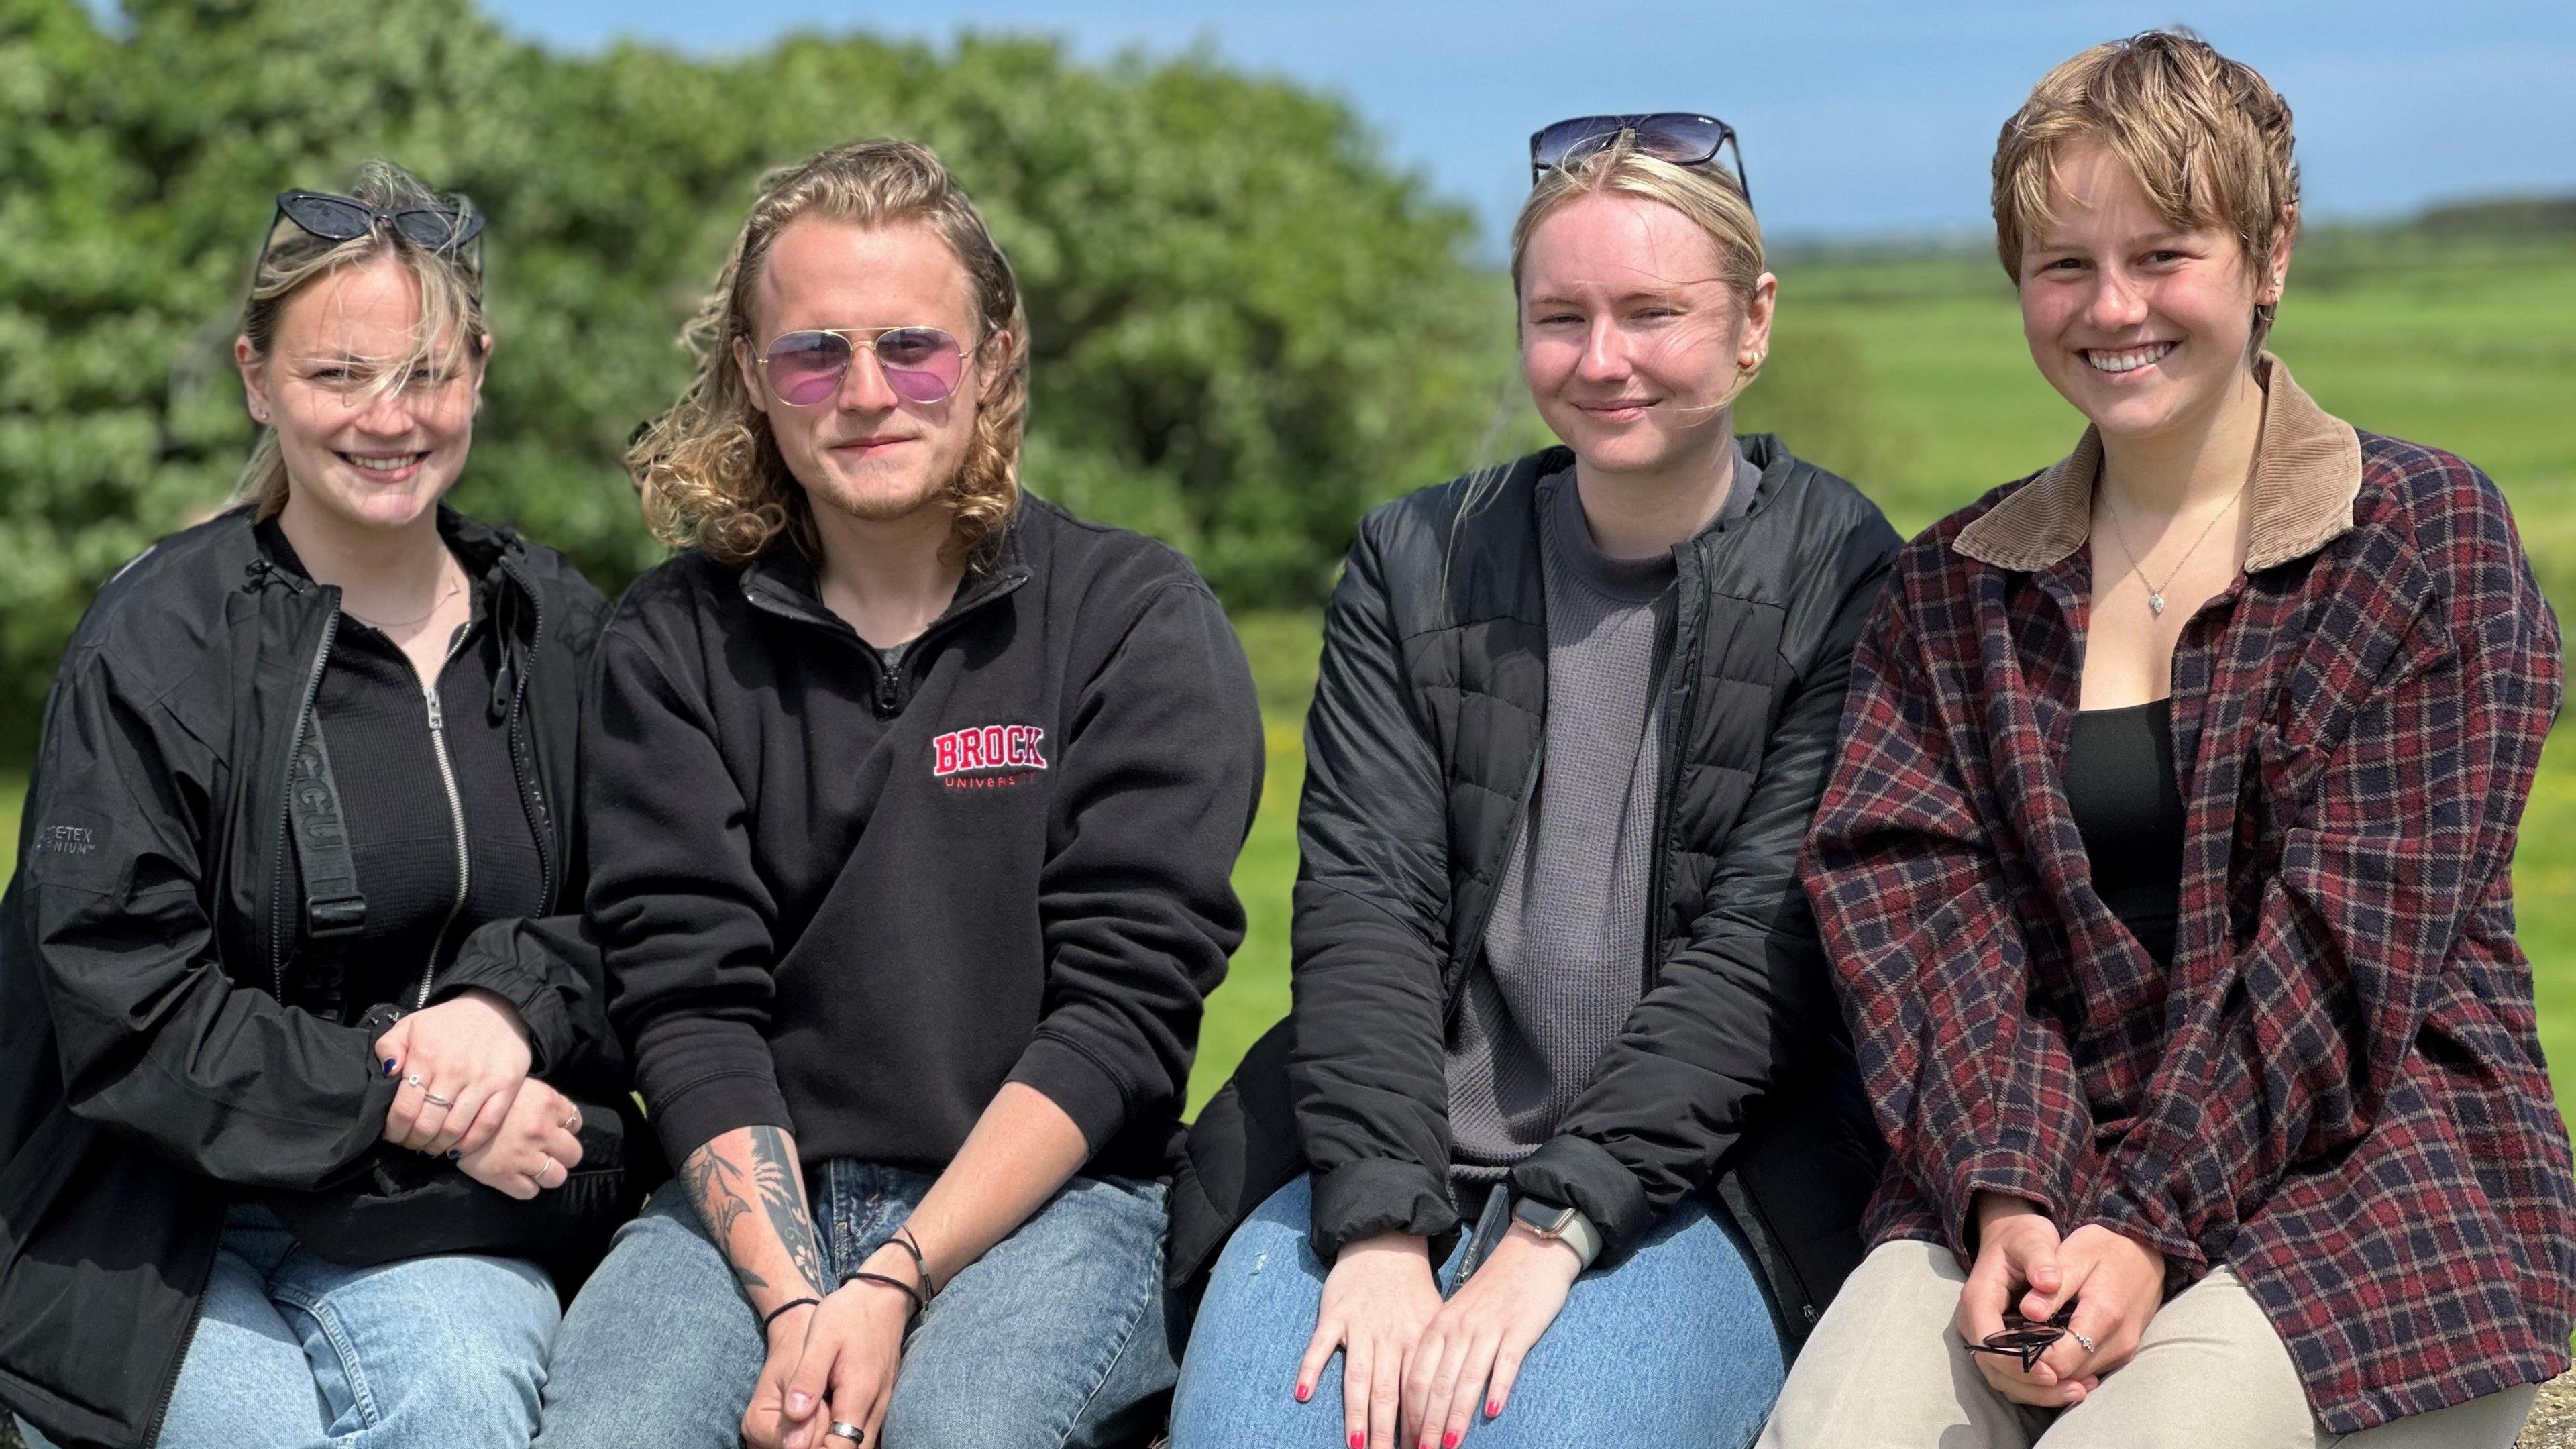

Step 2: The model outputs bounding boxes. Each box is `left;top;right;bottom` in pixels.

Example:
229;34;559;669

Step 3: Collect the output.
345;453;424;472
2086;343;2174;374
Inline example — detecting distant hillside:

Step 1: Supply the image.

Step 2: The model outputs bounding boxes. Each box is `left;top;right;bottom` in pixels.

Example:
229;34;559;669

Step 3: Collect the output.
1768;191;2576;269
2416;195;2576;238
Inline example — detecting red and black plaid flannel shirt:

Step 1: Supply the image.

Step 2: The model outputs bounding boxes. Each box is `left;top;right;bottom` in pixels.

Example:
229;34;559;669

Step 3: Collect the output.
1801;358;2576;1432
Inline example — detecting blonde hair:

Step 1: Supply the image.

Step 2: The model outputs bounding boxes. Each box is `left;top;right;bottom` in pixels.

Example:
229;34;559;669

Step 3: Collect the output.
1511;130;1765;304
233;160;488;519
1993;29;2300;352
628;139;1029;568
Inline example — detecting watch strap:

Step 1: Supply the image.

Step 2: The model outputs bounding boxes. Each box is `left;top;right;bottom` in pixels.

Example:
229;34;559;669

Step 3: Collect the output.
1511;1194;1603;1270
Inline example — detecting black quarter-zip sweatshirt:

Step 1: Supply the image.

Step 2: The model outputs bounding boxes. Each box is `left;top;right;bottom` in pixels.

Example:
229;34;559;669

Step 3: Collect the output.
587;496;1265;1177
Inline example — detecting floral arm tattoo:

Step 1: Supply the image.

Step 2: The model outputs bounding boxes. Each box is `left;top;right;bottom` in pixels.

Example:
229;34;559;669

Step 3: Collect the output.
678;1125;828;1306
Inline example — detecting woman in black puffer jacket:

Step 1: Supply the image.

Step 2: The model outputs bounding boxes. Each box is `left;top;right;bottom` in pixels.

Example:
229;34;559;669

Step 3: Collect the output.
1168;119;1898;1449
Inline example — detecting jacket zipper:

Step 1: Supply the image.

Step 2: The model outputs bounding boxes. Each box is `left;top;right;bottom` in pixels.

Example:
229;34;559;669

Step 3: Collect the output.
1642;582;1703;989
417;625;476;1008
1446;749;1545;1018
498;559;555;912
139;1250;214;1449
270;604;343;1002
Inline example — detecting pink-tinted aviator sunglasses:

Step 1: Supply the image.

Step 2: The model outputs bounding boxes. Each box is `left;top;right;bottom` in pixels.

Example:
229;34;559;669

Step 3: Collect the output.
755;326;987;407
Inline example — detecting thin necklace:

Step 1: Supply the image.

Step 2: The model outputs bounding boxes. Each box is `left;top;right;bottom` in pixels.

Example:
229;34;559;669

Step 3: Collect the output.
346;572;463;631
2098;483;2243;618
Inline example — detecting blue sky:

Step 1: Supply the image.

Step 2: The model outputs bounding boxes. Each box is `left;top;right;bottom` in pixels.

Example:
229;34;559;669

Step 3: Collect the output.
487;1;2575;248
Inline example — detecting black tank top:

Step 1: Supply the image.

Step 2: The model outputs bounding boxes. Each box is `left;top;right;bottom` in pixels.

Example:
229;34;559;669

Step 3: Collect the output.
2065;699;2188;968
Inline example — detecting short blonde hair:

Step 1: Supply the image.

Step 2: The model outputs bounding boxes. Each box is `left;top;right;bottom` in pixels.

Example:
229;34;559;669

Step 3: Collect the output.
628;139;1029;568
1511;131;1764;304
1993;29;2300;351
233;160;487;519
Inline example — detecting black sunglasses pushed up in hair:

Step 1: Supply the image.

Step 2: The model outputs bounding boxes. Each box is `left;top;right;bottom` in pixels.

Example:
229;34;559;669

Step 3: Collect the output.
1529;113;1750;205
256;189;486;280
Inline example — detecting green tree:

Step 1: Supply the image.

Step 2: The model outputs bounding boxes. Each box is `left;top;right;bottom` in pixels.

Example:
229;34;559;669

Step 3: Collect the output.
0;1;1511;742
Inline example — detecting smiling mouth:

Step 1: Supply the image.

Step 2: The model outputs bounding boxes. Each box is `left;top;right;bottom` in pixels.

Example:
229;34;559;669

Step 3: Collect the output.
2083;342;2176;375
341;451;425;473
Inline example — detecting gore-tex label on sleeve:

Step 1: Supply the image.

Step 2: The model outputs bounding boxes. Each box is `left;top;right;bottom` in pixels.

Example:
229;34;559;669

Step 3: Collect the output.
26;815;122;892
32;824;98;857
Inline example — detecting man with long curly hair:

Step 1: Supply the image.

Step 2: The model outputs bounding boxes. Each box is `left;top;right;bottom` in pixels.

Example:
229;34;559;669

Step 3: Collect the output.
536;139;1265;1449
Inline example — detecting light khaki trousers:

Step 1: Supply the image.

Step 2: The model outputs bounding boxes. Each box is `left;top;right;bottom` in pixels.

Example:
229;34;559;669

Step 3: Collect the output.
1757;1240;2536;1448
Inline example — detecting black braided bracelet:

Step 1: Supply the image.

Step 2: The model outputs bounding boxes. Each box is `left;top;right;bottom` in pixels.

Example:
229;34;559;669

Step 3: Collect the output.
758;1296;820;1332
890;1224;937;1299
839;1269;927;1321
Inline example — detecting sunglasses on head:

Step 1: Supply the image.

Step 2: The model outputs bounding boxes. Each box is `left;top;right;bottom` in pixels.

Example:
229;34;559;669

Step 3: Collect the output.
258;189;486;280
754;326;987;408
1529;113;1752;205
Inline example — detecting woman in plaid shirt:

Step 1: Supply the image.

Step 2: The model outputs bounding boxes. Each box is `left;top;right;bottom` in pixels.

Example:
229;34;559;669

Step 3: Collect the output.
1763;30;2575;1449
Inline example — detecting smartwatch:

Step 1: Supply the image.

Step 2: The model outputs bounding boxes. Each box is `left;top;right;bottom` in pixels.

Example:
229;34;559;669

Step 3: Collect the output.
1509;1195;1603;1270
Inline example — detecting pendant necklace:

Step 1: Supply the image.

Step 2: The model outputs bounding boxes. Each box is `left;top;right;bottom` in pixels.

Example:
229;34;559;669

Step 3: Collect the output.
2099;483;2243;618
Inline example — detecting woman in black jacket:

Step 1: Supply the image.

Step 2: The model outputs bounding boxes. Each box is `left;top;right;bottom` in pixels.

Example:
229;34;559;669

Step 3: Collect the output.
0;162;631;1449
1167;119;1899;1449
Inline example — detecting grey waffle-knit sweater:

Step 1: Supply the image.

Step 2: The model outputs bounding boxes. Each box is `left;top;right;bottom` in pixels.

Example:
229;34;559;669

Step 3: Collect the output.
1446;447;1760;1181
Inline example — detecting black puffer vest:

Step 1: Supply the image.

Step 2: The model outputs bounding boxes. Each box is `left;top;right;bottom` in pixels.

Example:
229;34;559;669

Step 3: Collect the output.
1171;439;1900;1350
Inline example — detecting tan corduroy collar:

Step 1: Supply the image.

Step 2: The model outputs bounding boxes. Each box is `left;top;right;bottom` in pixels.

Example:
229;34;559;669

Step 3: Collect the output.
1953;353;2363;574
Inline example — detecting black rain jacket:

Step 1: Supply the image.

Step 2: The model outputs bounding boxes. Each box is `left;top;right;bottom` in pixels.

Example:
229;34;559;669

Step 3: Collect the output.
1172;439;1899;1347
0;506;626;1449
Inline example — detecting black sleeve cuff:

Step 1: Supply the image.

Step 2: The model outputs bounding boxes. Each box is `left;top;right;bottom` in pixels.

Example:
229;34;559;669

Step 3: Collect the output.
1008;1034;1132;1155
1509;1134;1654;1265
649;1070;796;1167
1309;1157;1459;1262
431;936;572;1077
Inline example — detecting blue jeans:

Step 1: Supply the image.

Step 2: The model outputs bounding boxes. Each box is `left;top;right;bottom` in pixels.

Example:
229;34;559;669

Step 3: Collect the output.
17;1203;557;1449
535;1160;1175;1449
1169;1174;1788;1449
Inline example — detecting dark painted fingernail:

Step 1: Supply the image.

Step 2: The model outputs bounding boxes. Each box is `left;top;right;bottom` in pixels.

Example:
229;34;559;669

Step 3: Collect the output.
382;1058;398;1076
445;1148;460;1159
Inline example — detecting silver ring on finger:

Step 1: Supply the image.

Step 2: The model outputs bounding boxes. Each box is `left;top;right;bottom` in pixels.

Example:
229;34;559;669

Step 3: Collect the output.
2068;1328;2097;1354
826;1424;864;1444
421;1089;456;1108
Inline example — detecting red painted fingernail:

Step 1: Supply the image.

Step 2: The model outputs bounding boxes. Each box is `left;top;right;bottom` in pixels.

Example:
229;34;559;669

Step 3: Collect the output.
1486;1400;1501;1418
1444;1433;1461;1448
1295;1383;1311;1403
1350;1434;1364;1449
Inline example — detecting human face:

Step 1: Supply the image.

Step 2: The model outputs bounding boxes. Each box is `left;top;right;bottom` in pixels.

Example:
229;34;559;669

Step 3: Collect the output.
235;255;486;531
736;218;996;529
2017;142;2290;443
1518;193;1774;479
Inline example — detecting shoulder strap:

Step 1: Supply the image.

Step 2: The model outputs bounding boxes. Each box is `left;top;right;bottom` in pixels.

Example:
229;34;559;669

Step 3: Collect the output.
288;714;367;943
